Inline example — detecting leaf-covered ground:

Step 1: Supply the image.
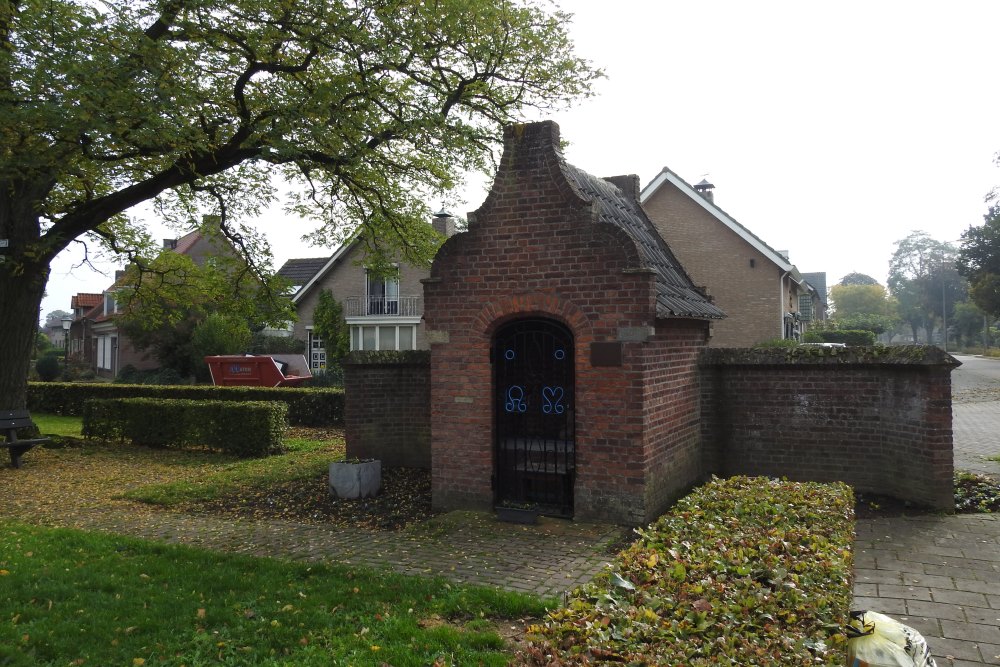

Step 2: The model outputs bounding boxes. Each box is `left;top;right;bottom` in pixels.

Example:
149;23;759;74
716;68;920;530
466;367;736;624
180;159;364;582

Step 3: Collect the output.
0;427;432;533
181;466;433;530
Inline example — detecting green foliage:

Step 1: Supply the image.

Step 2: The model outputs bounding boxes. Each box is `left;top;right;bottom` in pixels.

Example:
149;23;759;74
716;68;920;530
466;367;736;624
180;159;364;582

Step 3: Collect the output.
1;0;599;413
33;331;54;357
83;398;287;457
246;333;306;355
750;338;801;350
519;477;854;666
28;382;343;427
115;365;188;385
312;290;350;365
954;472;1000;513
0;521;544;667
829;283;891;319
838;272;880;286
803;329;877;346
969;273;1000;322
34;351;63;382
888;231;967;341
190;312;253;381
832;313;898;336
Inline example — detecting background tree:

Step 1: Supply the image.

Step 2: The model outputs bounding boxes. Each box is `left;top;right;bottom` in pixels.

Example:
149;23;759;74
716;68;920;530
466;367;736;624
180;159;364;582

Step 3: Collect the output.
838;272;880;286
43;310;73;330
0;0;600;409
887;231;965;342
829;283;891;319
958;204;1000;320
312;290;350;371
190;313;253;381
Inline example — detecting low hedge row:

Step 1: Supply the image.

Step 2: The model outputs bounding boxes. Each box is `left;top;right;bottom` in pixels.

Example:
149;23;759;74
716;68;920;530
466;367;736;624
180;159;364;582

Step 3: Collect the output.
802;329;877;346
517;476;854;666
28;382;342;426
83;398;287;457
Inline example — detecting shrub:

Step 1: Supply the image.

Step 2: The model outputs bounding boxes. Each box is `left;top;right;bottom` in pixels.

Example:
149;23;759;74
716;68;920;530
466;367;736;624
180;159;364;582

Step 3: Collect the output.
246;333;306;355
83;397;286;456
518;477;854;666
35;351;63;382
804;329;876;346
29;381;342;426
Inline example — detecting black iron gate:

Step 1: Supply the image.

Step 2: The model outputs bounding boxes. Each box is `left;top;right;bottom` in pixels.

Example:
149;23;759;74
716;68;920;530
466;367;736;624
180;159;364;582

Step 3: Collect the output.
493;319;575;517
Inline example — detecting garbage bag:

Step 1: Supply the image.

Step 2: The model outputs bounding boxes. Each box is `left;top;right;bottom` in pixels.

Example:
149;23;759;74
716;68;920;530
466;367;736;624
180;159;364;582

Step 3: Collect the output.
846;610;937;667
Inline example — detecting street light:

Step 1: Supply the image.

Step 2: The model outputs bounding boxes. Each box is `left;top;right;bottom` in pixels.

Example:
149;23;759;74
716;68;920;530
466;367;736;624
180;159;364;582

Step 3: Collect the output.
60;316;73;374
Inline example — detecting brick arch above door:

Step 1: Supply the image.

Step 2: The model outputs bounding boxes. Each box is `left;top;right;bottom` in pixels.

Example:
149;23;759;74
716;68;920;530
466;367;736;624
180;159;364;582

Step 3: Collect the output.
473;292;593;345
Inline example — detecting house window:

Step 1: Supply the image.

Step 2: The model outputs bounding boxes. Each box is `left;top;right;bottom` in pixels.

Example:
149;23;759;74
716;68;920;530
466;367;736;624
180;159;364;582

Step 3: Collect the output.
308;330;326;373
366;268;399;315
350;324;415;351
96;336;114;370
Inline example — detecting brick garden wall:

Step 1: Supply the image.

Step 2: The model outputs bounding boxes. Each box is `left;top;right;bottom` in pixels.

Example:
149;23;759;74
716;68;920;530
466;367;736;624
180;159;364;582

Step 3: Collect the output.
342;351;431;468
700;347;958;510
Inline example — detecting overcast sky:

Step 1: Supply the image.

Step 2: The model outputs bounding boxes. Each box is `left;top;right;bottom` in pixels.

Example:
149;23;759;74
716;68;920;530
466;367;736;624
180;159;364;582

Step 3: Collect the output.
41;0;1000;323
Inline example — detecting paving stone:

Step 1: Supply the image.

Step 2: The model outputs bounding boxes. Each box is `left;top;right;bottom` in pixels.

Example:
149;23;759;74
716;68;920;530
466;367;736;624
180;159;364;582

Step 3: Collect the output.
878;584;933;601
941;620;1000;644
933;589;991;607
927;635;985;662
906;599;971;622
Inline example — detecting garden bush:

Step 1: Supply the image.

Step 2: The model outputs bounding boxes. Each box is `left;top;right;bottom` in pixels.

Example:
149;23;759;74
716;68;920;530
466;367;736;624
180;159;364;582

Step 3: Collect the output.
517;476;854;666
28;381;342;426
802;329;876;346
83;397;287;456
34;351;63;382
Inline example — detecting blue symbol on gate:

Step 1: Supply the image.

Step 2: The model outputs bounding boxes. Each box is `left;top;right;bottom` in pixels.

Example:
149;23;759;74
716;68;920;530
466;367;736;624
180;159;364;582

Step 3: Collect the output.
542;386;565;414
504;349;515;361
554;348;566;360
505;385;527;413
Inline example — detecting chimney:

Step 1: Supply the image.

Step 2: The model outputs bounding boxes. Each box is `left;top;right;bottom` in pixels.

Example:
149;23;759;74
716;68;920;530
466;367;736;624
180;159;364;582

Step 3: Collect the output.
603;175;641;202
693;178;715;203
432;208;456;238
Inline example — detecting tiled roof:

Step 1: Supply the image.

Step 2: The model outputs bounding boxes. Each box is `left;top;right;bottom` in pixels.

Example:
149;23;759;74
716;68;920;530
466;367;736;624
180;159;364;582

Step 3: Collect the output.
563;165;725;320
277;257;330;286
802;272;828;303
71;293;103;309
172;229;202;255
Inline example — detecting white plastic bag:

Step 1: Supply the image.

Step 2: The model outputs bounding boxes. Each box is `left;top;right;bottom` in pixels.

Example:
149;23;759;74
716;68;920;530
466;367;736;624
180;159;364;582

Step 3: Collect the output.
846;610;937;667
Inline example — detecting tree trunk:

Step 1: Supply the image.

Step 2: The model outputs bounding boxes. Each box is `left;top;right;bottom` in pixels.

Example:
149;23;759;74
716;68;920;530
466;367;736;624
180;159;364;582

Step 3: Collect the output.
0;260;48;410
1;180;55;411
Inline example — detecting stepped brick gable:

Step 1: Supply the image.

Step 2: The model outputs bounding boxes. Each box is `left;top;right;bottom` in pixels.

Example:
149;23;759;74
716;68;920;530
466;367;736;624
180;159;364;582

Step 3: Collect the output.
422;121;723;524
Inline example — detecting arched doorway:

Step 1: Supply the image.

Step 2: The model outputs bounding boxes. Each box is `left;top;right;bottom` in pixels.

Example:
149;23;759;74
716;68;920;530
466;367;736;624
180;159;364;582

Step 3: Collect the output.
493;318;575;517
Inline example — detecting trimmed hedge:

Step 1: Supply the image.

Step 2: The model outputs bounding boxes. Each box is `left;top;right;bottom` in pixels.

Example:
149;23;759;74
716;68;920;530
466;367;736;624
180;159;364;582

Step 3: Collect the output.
83;398;286;457
517;477;854;666
28;382;342;426
802;329;876;346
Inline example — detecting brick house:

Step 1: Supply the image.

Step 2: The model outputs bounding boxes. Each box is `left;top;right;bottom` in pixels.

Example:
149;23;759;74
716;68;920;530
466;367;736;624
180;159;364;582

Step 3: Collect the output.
422;121;725;525
277;216;455;374
640;170;825;347
66;224;241;378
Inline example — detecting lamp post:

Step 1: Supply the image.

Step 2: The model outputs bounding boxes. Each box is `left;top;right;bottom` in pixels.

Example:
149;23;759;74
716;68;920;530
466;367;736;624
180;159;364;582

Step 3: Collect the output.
60;316;73;374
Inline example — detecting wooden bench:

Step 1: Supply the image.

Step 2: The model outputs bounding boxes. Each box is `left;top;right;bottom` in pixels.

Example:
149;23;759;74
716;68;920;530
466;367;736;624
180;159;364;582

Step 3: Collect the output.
1;410;50;468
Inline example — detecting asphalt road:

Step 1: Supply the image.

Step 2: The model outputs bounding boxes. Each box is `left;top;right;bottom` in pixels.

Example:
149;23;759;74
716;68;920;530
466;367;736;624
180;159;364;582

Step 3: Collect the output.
950;354;1000;396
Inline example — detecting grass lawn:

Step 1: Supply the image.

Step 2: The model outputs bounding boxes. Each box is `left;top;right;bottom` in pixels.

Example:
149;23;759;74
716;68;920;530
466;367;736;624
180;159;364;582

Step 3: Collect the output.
21;414;343;508
0;521;546;667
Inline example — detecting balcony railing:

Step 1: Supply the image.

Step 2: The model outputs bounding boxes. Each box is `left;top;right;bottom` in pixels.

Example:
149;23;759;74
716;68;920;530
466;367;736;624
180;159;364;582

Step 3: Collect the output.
345;295;422;317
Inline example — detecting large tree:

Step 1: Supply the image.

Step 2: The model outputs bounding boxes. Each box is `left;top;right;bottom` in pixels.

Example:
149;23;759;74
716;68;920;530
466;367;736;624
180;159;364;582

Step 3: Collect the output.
0;0;599;409
887;231;966;342
958;204;1000;319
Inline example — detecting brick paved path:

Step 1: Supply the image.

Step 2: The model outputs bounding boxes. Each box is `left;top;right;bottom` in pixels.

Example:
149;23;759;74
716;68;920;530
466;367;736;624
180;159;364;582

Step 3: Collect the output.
5;504;622;600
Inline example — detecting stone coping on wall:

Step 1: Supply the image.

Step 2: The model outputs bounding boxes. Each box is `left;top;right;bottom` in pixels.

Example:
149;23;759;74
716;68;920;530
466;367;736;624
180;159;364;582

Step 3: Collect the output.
342;350;431;366
700;345;961;368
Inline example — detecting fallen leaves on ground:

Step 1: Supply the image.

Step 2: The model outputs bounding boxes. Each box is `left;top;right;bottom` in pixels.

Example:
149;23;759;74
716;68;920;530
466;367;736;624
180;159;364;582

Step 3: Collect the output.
181;467;433;530
0;428;433;532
